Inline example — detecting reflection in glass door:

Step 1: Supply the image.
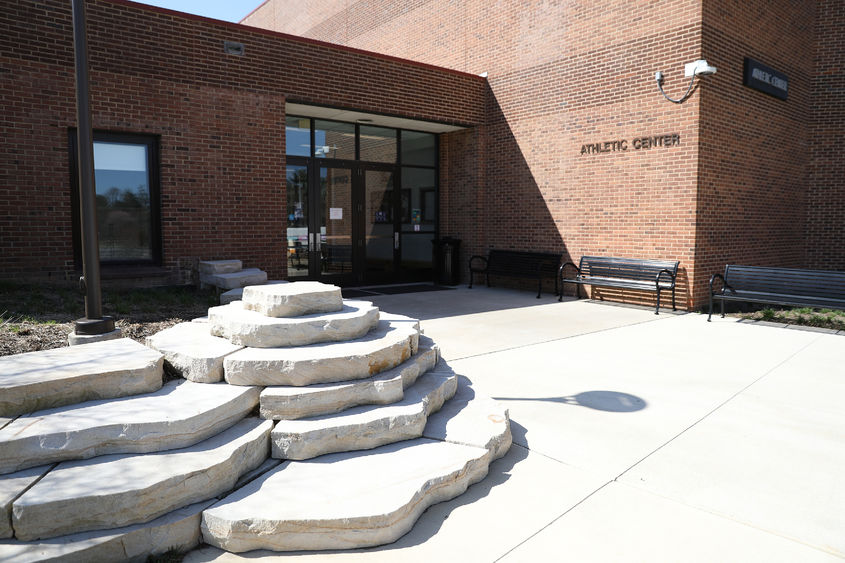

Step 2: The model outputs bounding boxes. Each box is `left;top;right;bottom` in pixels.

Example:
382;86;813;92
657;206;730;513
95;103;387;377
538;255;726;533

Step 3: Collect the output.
400;167;436;279
285;164;309;278
319;166;354;285
364;169;396;283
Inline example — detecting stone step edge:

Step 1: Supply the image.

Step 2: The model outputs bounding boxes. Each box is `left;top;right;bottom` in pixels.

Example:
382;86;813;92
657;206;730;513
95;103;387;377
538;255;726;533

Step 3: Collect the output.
221;281;288;305
1;464;53;539
11;418;273;541
0;499;214;562
200;438;495;553
0;381;260;475
0;338;163;418
258;337;440;420
270;370;457;460
223;317;420;387
241;282;343;318
200;269;268;290
208;299;380;349
146;321;244;384
0;458;282;560
198;260;242;275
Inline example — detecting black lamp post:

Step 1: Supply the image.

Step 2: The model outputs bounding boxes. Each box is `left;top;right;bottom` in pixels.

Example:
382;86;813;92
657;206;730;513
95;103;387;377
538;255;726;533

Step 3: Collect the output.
71;0;114;336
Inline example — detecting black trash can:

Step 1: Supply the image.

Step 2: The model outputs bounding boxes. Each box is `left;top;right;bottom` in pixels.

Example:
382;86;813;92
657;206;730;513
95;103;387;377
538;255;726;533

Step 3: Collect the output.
431;237;461;286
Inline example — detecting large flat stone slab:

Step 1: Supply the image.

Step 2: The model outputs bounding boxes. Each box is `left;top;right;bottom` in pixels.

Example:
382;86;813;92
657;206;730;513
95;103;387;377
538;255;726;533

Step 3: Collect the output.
201;438;494;552
12;418;272;541
423;374;513;460
209;300;379;348
0;465;52;539
270;371;457;460
199;260;242;275
146;322;244;383
0;338;163;418
200;268;268;290
220;281;288;305
0;380;260;474
224;315;419;386
242;281;343;317
259;336;439;420
0;499;213;562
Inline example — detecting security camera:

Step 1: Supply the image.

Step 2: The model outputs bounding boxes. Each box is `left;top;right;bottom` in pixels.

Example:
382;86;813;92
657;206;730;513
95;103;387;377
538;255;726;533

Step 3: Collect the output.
684;59;717;77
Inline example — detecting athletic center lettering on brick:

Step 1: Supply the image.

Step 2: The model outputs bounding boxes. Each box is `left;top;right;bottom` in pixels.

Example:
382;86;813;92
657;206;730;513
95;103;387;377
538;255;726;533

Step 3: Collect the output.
580;133;680;155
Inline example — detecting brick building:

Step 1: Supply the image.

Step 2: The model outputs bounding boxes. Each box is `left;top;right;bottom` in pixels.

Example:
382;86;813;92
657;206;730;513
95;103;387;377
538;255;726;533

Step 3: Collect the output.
2;0;843;309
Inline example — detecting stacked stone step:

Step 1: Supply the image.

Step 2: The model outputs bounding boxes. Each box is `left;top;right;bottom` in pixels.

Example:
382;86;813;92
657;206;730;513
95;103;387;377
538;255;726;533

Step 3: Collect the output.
152;281;512;553
0;340;268;561
198;259;269;292
0;281;511;560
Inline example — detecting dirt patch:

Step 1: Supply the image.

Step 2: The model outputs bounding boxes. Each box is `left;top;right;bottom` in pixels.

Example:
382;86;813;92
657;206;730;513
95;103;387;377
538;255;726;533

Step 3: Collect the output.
0;282;218;356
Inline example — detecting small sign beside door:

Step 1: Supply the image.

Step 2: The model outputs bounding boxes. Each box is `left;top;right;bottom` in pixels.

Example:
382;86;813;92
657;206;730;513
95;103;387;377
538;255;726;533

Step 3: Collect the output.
329;207;343;220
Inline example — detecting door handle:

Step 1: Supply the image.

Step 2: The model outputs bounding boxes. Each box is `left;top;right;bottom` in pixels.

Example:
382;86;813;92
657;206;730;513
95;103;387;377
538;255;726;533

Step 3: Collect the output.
394;232;400;250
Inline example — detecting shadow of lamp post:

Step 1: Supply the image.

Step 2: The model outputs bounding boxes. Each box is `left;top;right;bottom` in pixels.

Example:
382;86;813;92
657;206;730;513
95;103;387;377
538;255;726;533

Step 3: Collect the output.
71;0;115;339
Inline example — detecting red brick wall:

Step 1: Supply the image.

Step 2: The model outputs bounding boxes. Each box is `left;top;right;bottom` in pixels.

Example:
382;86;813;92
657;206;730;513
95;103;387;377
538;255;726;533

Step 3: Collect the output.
807;0;845;270
0;0;484;283
249;0;704;307
251;0;842;307
695;1;816;304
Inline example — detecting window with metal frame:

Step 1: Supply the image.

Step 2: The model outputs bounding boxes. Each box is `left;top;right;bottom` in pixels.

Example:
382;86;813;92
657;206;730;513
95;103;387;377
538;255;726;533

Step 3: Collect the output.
69;131;161;266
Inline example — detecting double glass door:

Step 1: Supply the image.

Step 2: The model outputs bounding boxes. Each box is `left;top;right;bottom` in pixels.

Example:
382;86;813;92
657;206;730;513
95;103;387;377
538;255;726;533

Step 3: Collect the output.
286;162;404;285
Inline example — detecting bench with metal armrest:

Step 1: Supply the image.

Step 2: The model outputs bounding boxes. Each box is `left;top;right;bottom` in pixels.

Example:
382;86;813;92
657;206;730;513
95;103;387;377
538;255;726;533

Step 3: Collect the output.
560;256;679;314
708;264;845;321
469;249;562;298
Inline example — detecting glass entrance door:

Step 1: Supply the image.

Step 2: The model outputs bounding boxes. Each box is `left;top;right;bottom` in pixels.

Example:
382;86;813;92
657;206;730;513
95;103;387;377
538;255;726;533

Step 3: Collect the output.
319;166;355;285
285;164;310;278
285;116;439;286
286;164;355;284
363;168;397;284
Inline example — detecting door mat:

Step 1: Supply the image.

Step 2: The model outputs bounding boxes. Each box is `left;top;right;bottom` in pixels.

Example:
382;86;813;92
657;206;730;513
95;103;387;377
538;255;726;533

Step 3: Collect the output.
341;289;381;298
366;284;455;295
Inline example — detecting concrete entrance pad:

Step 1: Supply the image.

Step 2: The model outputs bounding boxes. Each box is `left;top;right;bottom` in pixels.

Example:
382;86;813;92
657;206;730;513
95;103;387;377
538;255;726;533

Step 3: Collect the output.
185;286;844;562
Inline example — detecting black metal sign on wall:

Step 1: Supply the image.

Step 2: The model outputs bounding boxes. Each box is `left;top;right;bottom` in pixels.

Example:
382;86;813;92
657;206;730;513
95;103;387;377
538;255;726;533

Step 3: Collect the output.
744;58;788;100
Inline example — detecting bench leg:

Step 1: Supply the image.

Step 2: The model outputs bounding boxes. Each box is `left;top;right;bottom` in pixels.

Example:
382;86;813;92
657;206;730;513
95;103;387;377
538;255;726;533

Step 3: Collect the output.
536;277;542;299
708;294;713;321
486;273;491;288
468;270;474;289
671;288;676;311
721;299;725;318
655;288;661;315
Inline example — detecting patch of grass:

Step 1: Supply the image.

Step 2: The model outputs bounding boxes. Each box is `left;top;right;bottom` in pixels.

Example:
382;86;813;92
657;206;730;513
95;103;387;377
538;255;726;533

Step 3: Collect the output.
741;306;845;331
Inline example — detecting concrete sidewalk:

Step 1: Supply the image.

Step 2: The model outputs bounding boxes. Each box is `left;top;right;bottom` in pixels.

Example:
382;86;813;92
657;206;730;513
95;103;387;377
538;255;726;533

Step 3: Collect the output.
187;287;845;562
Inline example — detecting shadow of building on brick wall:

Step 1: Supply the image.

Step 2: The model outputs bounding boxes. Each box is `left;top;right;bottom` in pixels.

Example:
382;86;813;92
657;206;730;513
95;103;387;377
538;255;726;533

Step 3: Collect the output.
441;85;570;293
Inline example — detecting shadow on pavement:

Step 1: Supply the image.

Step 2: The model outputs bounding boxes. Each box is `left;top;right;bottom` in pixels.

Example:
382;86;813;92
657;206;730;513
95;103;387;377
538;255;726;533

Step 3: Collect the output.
494;390;647;413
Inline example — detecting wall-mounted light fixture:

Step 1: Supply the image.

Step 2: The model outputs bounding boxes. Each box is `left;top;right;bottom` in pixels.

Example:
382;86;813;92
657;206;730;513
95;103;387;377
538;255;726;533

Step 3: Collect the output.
655;59;717;103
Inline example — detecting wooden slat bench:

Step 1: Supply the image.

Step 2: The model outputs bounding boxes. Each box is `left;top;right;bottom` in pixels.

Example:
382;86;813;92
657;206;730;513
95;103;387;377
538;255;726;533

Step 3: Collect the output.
708;265;845;321
468;249;563;298
559;256;679;314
